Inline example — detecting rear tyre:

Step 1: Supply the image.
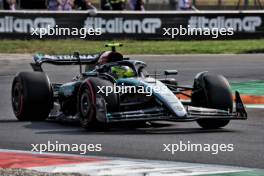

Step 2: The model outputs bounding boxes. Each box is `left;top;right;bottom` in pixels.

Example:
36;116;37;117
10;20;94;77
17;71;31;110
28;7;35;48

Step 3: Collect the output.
78;77;119;130
192;72;233;129
11;72;53;121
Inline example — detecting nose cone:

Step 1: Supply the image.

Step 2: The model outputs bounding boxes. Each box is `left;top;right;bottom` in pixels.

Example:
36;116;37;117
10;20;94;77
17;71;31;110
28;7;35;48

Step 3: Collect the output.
143;78;187;117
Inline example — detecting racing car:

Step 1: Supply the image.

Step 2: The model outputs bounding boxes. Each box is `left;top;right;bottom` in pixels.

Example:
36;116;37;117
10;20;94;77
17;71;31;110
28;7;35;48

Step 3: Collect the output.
11;43;247;130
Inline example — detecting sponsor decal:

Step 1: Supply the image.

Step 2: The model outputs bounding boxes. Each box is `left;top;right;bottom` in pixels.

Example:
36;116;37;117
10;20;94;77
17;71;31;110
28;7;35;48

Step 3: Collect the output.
38;54;99;60
84;17;161;34
189;16;262;32
0;16;55;33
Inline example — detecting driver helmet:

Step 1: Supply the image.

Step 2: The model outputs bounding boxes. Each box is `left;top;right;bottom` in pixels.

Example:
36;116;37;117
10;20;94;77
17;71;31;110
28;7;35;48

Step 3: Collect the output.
110;66;135;79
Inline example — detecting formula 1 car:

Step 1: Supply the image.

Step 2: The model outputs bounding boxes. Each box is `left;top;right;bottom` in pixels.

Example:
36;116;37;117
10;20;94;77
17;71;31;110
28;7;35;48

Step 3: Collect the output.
11;43;247;130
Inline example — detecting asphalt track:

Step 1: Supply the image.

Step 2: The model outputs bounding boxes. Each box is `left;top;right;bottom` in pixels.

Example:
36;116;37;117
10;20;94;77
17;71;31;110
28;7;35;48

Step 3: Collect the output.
0;54;263;169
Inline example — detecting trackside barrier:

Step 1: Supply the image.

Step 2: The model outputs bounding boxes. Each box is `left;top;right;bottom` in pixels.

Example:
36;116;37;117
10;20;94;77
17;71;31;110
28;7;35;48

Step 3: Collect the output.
0;10;264;40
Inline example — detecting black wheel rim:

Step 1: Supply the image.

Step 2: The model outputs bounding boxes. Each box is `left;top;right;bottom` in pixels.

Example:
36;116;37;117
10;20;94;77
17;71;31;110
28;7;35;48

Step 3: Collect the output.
80;89;91;117
12;82;23;115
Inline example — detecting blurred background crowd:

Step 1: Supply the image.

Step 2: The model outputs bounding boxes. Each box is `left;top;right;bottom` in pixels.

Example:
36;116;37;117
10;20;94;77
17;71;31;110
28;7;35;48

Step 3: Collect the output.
0;0;263;11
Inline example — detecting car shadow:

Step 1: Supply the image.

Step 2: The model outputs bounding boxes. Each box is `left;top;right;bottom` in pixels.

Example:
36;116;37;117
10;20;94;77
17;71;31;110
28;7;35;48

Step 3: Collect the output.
21;120;236;135
0;119;22;123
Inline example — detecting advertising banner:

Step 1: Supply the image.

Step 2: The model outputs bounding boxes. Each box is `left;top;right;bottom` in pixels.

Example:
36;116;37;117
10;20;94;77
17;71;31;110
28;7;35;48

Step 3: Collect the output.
0;10;263;39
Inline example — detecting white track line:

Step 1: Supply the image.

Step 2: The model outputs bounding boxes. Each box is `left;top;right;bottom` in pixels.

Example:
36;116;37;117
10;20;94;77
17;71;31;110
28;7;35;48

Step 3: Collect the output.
33;161;250;176
0;149;253;176
246;104;264;109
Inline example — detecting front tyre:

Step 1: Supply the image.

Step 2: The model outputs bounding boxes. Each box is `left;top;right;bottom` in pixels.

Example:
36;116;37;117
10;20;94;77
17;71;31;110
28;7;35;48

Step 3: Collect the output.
11;72;53;121
78;80;97;129
192;72;233;129
78;77;119;130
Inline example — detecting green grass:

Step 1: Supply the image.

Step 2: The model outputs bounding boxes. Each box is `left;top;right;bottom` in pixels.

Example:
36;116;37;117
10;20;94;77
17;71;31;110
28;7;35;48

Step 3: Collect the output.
231;81;264;96
0;39;264;55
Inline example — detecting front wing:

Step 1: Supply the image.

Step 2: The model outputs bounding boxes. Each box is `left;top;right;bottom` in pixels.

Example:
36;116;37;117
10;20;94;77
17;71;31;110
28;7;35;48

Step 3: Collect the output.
104;91;247;123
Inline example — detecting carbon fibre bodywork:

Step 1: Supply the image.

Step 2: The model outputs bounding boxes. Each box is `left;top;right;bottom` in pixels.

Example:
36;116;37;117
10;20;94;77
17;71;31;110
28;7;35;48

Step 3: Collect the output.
29;51;247;125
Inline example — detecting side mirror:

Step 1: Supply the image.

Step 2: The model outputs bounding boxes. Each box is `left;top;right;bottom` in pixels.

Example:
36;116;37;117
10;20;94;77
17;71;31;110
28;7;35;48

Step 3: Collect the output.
164;70;178;76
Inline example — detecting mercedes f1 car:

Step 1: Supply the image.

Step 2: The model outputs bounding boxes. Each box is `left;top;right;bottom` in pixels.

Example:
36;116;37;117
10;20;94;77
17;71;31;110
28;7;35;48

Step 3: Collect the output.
11;43;247;130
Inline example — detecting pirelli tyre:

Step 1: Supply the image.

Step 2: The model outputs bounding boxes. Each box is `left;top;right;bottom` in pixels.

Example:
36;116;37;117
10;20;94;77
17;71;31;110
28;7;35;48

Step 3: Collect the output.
192;72;233;129
11;72;53;121
78;77;119;130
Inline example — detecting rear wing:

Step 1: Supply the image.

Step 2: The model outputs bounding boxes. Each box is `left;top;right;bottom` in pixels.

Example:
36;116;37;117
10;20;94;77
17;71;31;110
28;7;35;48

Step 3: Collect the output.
31;53;101;72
